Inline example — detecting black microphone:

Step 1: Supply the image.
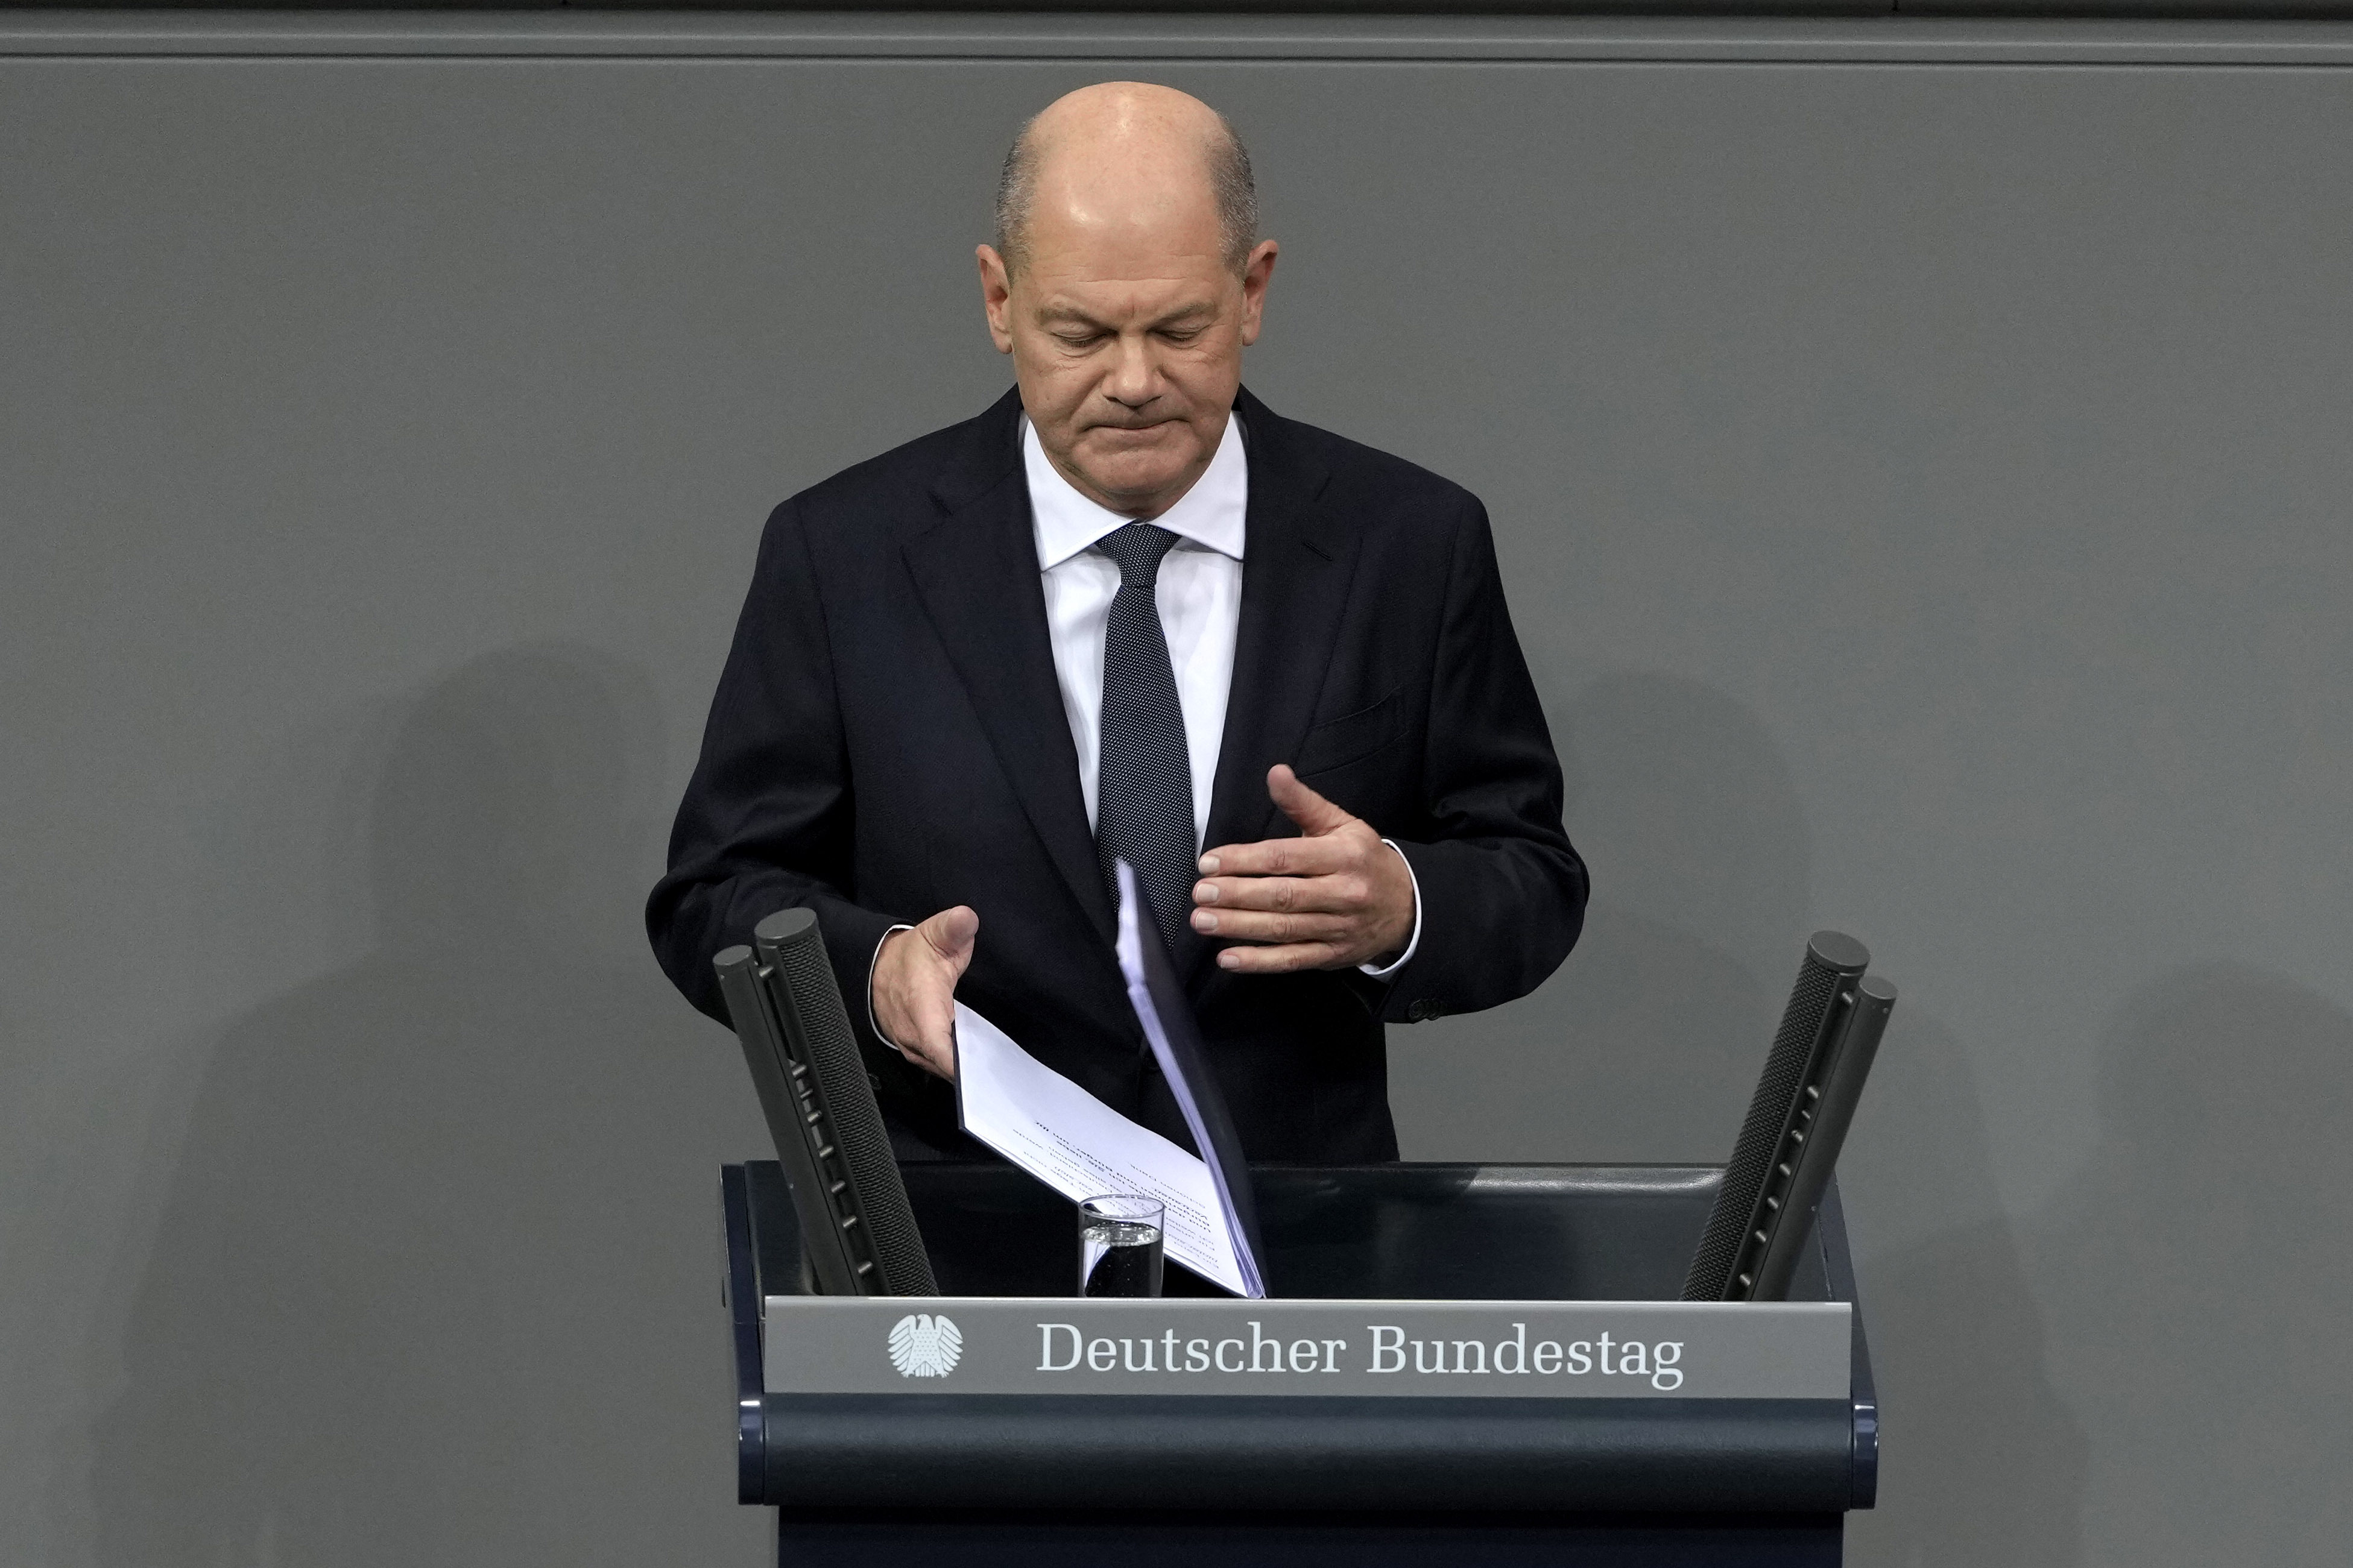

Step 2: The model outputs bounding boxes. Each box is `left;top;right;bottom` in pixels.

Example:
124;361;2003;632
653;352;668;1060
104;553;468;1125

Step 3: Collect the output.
714;908;936;1297
1684;931;1891;1302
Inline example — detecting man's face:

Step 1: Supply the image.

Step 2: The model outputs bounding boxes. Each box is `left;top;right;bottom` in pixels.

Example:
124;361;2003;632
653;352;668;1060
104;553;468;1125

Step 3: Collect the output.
980;181;1277;520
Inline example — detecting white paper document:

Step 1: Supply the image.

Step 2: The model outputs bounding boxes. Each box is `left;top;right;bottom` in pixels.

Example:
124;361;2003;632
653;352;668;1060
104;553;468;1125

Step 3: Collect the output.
953;1001;1258;1297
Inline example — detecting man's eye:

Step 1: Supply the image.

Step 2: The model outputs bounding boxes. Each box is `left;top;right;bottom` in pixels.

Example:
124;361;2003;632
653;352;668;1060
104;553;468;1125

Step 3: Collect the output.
1053;332;1102;348
1160;329;1203;344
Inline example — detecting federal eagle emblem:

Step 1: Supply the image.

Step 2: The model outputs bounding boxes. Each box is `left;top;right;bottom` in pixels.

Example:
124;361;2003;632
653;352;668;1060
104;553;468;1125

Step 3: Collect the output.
886;1312;963;1378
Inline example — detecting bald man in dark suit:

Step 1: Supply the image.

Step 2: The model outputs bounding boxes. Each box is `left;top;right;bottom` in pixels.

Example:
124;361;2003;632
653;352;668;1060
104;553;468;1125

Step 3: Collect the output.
649;83;1587;1163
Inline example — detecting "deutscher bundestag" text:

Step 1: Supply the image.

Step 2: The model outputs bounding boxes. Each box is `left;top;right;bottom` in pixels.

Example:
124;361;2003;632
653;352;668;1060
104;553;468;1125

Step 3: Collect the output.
1037;1320;1685;1390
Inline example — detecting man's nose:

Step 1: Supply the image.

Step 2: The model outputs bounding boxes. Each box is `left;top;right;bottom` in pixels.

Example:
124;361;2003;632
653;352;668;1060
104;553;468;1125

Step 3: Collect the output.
1102;333;1161;406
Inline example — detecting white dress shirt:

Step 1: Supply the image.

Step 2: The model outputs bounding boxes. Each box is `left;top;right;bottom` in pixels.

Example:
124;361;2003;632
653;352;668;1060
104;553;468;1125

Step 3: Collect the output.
1023;414;1420;981
868;412;1421;1054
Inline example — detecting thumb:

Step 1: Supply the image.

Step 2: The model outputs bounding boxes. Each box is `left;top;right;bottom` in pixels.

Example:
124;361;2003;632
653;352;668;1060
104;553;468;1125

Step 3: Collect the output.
1267;764;1354;837
920;904;980;976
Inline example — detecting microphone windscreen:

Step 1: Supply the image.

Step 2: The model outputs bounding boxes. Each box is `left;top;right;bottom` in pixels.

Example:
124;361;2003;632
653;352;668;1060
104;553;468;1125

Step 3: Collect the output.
1682;931;1868;1302
754;908;937;1297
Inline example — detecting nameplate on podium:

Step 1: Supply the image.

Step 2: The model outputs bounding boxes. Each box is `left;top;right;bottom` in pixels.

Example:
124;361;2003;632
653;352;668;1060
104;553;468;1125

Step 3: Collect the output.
763;1297;1849;1400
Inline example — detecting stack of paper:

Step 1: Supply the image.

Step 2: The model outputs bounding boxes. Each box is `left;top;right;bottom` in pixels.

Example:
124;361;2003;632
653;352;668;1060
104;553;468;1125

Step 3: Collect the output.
950;863;1267;1299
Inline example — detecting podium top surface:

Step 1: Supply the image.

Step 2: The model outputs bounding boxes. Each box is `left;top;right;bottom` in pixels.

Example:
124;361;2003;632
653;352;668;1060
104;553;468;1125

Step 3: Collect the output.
744;1161;1845;1307
747;1159;1838;1303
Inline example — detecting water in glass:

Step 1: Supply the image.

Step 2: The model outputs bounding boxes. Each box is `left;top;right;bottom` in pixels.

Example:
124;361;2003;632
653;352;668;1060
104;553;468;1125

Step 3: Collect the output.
1076;1195;1166;1297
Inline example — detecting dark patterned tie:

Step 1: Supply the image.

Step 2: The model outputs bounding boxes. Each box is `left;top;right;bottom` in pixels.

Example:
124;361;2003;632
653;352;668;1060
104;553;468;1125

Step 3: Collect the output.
1093;523;1197;953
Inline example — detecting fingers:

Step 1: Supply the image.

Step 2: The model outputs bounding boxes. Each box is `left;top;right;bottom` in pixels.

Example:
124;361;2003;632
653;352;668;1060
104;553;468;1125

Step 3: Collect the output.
1198;832;1356;880
1214;939;1346;975
1190;905;1356;945
1190;815;1417;971
1194;870;1372;917
1190;775;1407;972
1266;764;1355;837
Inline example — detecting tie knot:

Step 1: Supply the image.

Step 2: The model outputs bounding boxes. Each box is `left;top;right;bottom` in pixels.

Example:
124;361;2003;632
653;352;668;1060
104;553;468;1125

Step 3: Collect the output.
1096;522;1181;588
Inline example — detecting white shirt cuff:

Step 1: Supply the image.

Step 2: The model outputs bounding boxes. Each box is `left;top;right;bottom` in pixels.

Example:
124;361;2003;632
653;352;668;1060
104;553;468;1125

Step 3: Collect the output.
1358;839;1422;979
868;924;915;1051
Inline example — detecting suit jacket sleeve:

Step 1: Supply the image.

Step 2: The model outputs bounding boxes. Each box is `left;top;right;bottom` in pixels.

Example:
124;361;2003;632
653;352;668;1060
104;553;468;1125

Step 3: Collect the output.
645;500;905;1041
1377;498;1588;1021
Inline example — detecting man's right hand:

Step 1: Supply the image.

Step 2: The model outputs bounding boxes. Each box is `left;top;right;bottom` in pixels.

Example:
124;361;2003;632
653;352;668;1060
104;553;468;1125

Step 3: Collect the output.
871;905;978;1080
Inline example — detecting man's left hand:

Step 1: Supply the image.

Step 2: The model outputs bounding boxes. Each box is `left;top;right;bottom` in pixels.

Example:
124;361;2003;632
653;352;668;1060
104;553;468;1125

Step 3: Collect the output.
1192;764;1415;973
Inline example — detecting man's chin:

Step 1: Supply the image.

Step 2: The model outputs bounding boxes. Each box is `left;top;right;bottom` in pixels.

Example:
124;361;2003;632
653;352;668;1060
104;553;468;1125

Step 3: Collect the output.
1072;433;1199;509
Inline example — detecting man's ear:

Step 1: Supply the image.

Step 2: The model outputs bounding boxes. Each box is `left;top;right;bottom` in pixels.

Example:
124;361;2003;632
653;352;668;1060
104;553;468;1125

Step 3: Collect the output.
977;244;1016;355
1236;239;1280;347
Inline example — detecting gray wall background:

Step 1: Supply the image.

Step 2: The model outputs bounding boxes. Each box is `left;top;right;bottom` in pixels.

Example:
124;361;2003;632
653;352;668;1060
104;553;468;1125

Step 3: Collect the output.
4;14;2349;1565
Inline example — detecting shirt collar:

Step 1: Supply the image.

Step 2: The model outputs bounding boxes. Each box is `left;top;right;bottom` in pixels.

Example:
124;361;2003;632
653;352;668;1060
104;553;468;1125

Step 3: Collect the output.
1025;411;1248;571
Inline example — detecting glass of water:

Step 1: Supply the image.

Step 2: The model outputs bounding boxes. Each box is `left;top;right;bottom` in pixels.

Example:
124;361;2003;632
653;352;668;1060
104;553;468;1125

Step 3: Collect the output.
1078;1195;1165;1297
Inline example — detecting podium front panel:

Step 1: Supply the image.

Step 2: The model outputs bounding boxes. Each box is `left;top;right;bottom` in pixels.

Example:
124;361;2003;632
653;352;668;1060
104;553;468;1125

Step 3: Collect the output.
723;1161;1877;1524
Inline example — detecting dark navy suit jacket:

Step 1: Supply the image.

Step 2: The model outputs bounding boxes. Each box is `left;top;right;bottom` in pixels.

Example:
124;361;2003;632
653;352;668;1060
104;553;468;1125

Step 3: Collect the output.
647;386;1587;1163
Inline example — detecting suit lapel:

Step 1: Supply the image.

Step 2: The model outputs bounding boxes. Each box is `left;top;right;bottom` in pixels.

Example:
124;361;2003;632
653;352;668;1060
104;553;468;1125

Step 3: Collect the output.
1189;388;1362;978
903;391;1117;945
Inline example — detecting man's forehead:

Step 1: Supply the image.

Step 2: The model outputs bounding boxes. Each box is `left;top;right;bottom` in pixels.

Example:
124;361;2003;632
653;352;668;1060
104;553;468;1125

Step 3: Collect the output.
1029;282;1222;324
1019;225;1231;310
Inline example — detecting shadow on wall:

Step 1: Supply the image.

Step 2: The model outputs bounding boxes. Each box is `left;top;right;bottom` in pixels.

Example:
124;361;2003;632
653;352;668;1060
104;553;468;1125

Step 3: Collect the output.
90;646;767;1568
2029;966;2353;1567
1540;669;1817;1162
1391;669;1820;1163
1843;1007;2089;1568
